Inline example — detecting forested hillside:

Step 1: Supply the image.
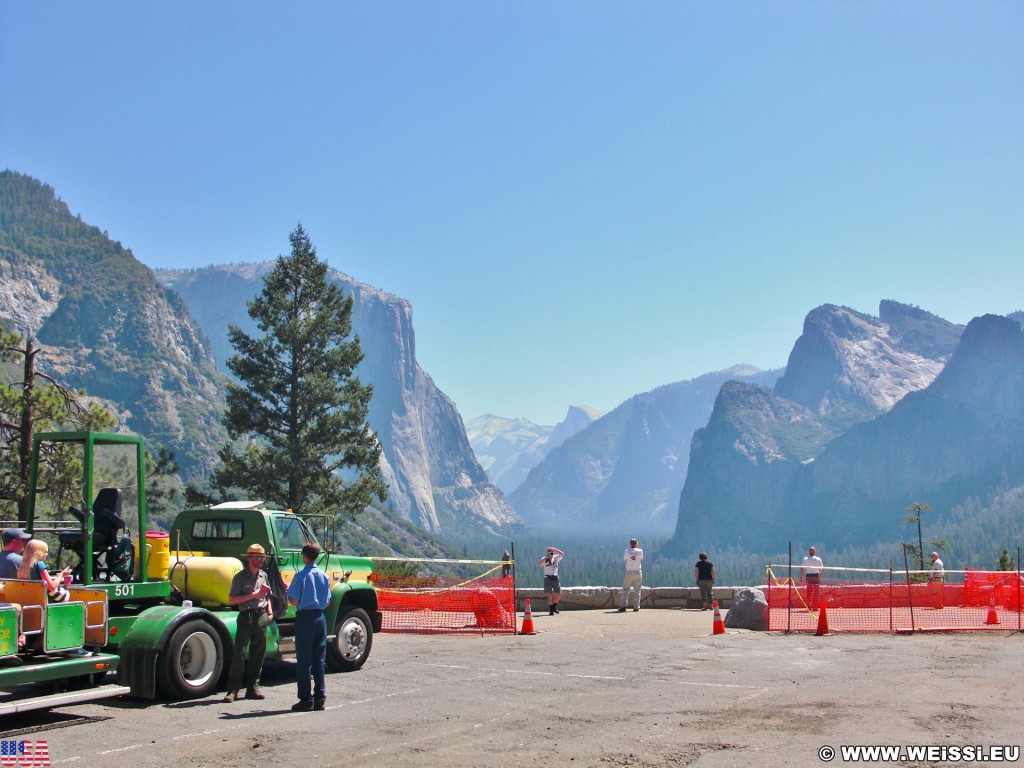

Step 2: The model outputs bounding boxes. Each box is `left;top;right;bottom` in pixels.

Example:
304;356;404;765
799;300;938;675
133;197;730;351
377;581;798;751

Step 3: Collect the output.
0;170;227;477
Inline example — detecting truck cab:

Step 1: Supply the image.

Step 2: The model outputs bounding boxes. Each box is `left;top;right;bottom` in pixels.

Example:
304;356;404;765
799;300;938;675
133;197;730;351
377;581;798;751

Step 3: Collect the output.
169;502;376;596
167;501;381;672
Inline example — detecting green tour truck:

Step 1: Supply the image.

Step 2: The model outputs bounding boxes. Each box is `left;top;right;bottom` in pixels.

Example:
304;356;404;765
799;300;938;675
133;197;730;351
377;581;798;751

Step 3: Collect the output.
0;431;381;713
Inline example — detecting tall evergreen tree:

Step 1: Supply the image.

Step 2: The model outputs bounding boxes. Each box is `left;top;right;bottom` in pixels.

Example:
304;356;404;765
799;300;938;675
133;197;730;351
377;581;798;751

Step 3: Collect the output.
210;225;387;519
902;501;945;578
1;332;116;521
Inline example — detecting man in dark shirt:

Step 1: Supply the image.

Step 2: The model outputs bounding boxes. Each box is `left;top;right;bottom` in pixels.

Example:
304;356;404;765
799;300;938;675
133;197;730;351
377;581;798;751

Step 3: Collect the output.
694;552;716;611
223;543;274;703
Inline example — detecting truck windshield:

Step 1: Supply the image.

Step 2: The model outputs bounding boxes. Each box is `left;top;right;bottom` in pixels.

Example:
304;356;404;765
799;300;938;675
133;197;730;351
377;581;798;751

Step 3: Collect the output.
273;516;318;551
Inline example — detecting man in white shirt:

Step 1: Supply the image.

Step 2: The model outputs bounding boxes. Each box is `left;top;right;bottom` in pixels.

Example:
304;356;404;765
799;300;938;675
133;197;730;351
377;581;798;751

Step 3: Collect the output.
538;546;564;615
928;551;945;609
800;546;824;608
618;538;643;613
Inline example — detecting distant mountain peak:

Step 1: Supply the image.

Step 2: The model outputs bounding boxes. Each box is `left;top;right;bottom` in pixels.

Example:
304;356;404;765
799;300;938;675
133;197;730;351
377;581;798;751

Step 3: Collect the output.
716;363;764;379
930;313;1024;401
775;302;958;418
568;403;605;420
466;405;605;495
549;405;606;449
879;299;943;324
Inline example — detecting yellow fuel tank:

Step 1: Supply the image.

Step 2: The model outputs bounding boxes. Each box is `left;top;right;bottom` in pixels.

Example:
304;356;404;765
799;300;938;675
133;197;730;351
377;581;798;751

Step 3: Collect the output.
168;555;244;607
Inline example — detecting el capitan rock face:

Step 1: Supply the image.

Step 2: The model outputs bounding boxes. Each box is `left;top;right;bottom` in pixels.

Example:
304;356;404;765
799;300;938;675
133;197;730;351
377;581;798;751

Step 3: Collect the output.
157;264;524;539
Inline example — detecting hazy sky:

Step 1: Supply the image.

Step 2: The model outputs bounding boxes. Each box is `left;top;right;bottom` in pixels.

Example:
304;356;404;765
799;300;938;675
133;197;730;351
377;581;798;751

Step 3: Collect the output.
2;2;1022;425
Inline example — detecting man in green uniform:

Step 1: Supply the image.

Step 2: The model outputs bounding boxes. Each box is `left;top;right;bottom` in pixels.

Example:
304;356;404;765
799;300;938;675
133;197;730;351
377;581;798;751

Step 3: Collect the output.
223;543;274;702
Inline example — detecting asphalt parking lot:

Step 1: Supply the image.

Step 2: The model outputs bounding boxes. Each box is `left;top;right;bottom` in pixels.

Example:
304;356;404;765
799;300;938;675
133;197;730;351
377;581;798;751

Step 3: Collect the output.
3;608;1022;767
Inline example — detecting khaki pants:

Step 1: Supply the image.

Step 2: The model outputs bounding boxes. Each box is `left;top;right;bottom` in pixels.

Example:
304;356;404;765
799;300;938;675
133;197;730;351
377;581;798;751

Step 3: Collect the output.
620;571;642;610
227;610;270;692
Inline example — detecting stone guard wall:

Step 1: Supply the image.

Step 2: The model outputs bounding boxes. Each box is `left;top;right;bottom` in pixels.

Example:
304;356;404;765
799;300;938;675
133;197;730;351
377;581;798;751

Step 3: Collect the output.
516;586;746;611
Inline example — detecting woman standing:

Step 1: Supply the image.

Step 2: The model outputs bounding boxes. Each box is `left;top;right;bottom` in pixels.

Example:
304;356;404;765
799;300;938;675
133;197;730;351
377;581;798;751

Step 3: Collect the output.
694;552;716;611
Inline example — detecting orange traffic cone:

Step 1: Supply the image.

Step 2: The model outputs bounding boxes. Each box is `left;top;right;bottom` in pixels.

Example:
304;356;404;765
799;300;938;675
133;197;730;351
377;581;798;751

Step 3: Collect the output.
520;598;537;635
815;600;830;636
712;601;726;635
986;595;999;625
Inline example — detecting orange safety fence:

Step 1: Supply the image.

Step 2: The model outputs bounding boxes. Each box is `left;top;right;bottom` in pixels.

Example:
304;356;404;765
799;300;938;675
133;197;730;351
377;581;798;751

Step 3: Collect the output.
765;564;1024;633
373;558;516;635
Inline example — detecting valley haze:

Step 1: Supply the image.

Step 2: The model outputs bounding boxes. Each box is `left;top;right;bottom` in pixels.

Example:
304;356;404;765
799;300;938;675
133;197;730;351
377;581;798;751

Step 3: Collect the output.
2;172;1023;586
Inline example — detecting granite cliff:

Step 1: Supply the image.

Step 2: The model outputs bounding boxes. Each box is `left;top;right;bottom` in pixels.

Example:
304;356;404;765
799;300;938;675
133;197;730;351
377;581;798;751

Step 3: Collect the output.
787;313;1024;548
157;264;524;539
672;301;980;554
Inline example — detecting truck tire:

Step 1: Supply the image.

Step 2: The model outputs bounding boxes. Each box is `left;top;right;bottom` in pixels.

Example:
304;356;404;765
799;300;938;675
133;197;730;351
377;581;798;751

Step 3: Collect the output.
158;619;225;699
327;605;373;672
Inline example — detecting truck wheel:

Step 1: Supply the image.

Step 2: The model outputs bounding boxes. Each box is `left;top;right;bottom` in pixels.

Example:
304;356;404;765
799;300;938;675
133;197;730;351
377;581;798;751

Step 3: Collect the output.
327;606;373;672
158;619;224;699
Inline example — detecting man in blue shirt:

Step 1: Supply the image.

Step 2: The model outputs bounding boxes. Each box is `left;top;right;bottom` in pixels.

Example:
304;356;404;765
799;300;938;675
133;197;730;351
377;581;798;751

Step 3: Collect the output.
287;542;331;712
0;528;31;579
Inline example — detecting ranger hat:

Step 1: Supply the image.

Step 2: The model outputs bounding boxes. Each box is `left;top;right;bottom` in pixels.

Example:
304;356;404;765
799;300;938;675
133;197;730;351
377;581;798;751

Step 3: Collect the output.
244;543;267;558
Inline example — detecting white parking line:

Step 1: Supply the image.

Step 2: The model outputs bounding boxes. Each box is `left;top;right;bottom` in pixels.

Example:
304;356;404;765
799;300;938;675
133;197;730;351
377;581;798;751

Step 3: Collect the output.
97;743;145;755
417;662;767;690
419;662;627;681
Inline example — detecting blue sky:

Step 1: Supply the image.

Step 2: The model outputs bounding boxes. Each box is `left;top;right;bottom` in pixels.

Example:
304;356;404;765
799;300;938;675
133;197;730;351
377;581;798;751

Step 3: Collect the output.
2;2;1022;425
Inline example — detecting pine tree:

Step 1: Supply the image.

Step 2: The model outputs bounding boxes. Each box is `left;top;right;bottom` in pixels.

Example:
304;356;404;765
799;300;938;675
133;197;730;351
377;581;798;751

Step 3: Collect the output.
997;549;1016;572
1;333;116;521
210;224;387;519
902;501;945;580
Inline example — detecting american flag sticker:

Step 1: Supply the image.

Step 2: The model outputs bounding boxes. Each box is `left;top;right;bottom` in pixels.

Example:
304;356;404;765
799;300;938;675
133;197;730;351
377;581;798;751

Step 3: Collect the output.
0;740;50;766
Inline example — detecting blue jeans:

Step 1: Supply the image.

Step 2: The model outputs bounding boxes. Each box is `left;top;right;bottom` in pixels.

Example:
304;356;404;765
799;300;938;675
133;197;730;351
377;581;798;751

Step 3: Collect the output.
294;610;327;705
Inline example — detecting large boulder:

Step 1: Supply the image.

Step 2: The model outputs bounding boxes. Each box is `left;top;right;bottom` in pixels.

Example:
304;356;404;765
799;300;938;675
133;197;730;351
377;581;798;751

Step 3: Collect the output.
724;588;769;631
